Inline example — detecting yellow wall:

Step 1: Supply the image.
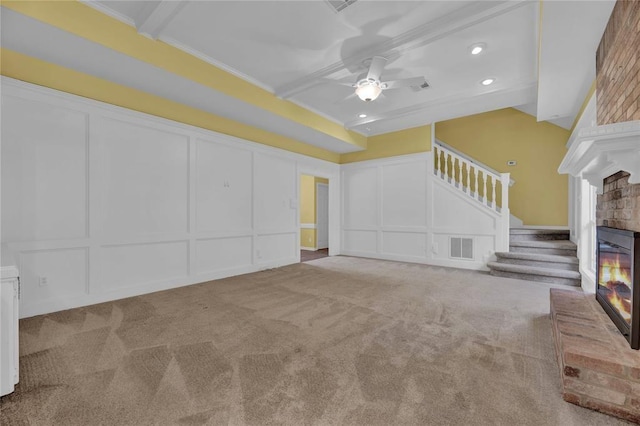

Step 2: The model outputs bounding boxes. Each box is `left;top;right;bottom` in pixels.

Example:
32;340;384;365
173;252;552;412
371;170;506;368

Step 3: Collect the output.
435;108;570;226
1;49;341;163
340;125;431;164
300;175;316;224
2;0;366;151
0;0;434;166
299;175;328;248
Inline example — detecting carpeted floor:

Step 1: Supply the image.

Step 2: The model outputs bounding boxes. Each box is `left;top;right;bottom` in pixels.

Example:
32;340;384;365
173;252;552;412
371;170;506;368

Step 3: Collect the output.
0;256;628;425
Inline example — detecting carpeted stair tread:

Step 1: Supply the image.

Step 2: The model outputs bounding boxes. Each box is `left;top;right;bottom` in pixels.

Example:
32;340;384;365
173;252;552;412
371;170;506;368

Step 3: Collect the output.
495;251;579;265
510;228;570;235
487;262;581;279
509;240;576;250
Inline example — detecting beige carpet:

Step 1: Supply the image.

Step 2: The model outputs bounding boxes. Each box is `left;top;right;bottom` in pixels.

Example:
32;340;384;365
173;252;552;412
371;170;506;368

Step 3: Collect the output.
0;256;627;425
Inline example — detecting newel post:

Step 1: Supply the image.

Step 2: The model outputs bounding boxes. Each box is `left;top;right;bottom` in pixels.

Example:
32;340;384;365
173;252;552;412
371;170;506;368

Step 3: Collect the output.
500;172;511;251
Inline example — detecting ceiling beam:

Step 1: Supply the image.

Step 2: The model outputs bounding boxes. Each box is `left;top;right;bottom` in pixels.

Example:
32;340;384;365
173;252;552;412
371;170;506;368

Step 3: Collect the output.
274;0;529;100
344;83;538;132
135;1;187;39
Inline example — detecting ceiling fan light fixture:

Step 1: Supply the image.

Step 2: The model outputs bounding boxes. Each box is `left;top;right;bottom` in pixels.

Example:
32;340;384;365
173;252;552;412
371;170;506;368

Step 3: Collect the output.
355;80;382;102
470;43;486;55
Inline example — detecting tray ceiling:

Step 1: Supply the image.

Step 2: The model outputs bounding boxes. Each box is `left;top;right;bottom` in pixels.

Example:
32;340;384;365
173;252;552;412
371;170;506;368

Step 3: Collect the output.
2;0;616;152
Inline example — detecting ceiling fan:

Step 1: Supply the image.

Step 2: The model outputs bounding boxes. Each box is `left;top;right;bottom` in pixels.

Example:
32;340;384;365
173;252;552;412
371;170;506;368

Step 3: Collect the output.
348;56;428;102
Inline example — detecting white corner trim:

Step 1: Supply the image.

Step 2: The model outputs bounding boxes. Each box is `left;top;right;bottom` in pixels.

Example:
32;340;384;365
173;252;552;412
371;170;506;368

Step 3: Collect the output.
300;223;317;229
558;120;640;193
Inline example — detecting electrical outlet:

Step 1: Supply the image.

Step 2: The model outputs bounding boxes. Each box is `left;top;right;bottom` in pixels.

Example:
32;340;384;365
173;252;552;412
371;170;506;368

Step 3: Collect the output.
39;276;48;287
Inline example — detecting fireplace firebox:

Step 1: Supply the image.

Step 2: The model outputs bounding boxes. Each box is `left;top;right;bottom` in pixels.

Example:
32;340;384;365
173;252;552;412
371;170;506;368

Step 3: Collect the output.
596;226;640;349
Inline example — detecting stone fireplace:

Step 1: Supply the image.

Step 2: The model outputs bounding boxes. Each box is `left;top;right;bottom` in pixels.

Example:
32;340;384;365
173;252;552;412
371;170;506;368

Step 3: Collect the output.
553;0;640;421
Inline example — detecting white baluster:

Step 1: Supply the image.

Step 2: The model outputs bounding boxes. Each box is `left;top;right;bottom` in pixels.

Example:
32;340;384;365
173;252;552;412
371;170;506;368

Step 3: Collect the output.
434;147;440;176
444;153;449;182
465;163;470;194
473;168;479;199
482;172;487;205
457;158;462;188
491;176;497;209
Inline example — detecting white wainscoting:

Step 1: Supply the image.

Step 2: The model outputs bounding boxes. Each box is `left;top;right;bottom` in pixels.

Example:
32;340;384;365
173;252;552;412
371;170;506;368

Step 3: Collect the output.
341;152;504;270
0;77;340;318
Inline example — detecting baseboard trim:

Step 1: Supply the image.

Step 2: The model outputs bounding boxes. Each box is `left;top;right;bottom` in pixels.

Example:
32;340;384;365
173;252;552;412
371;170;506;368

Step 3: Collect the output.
340;250;488;271
18;258;299;319
301;246;317;251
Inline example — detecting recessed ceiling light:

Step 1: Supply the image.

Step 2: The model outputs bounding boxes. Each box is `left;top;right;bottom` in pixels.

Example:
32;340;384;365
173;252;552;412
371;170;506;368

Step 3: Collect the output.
359;114;367;118
470;43;486;55
481;78;495;86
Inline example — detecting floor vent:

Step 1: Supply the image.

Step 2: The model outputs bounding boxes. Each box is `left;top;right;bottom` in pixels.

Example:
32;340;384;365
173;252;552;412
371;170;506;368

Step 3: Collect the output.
325;0;358;13
450;237;473;260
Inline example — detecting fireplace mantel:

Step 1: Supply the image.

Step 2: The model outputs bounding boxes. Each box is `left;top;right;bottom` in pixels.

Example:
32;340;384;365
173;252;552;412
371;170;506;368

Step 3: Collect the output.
558;120;640;193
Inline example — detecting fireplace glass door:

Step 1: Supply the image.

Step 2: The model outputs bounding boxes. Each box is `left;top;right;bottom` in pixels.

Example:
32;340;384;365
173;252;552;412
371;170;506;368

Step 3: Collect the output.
596;226;640;349
598;241;633;324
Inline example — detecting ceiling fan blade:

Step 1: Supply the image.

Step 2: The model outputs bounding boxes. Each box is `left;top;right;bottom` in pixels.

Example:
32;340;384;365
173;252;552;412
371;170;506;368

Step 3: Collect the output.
366;56;387;81
382;77;427;90
333;92;358;105
318;78;356;87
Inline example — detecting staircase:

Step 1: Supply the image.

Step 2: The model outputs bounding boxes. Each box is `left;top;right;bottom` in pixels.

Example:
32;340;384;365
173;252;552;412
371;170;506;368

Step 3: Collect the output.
433;143;511;252
488;229;581;286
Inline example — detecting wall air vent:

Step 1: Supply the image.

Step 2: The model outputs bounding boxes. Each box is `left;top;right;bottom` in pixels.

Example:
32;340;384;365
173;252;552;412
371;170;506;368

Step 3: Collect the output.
412;81;431;92
326;0;358;13
450;237;473;260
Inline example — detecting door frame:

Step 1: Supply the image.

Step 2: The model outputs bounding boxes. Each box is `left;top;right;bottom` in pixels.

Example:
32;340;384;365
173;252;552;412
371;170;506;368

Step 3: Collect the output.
297;169;338;258
315;182;329;249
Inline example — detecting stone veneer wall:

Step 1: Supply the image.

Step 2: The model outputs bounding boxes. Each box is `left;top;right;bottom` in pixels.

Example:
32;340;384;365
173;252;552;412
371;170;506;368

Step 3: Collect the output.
596;0;640;125
595;0;640;233
597;171;640;232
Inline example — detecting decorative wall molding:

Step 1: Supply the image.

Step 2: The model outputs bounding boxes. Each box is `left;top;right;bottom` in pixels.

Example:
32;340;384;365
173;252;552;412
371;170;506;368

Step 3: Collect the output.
341;151;508;271
558;120;640;193
1;77;340;318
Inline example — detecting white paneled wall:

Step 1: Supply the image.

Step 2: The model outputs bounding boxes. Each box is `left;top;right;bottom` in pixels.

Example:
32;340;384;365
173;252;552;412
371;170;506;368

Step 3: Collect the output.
0;78;339;317
1;77;508;318
341;153;505;270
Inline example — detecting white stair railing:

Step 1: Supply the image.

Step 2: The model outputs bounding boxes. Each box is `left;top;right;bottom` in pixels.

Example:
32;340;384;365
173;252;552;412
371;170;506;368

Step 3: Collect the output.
433;144;510;218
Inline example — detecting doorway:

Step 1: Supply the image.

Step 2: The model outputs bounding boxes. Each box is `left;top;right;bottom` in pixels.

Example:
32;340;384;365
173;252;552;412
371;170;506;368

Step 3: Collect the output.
299;174;329;263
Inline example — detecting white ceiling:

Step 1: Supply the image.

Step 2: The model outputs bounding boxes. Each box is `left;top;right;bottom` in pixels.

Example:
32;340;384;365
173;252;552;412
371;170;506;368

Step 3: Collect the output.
2;0;616;153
